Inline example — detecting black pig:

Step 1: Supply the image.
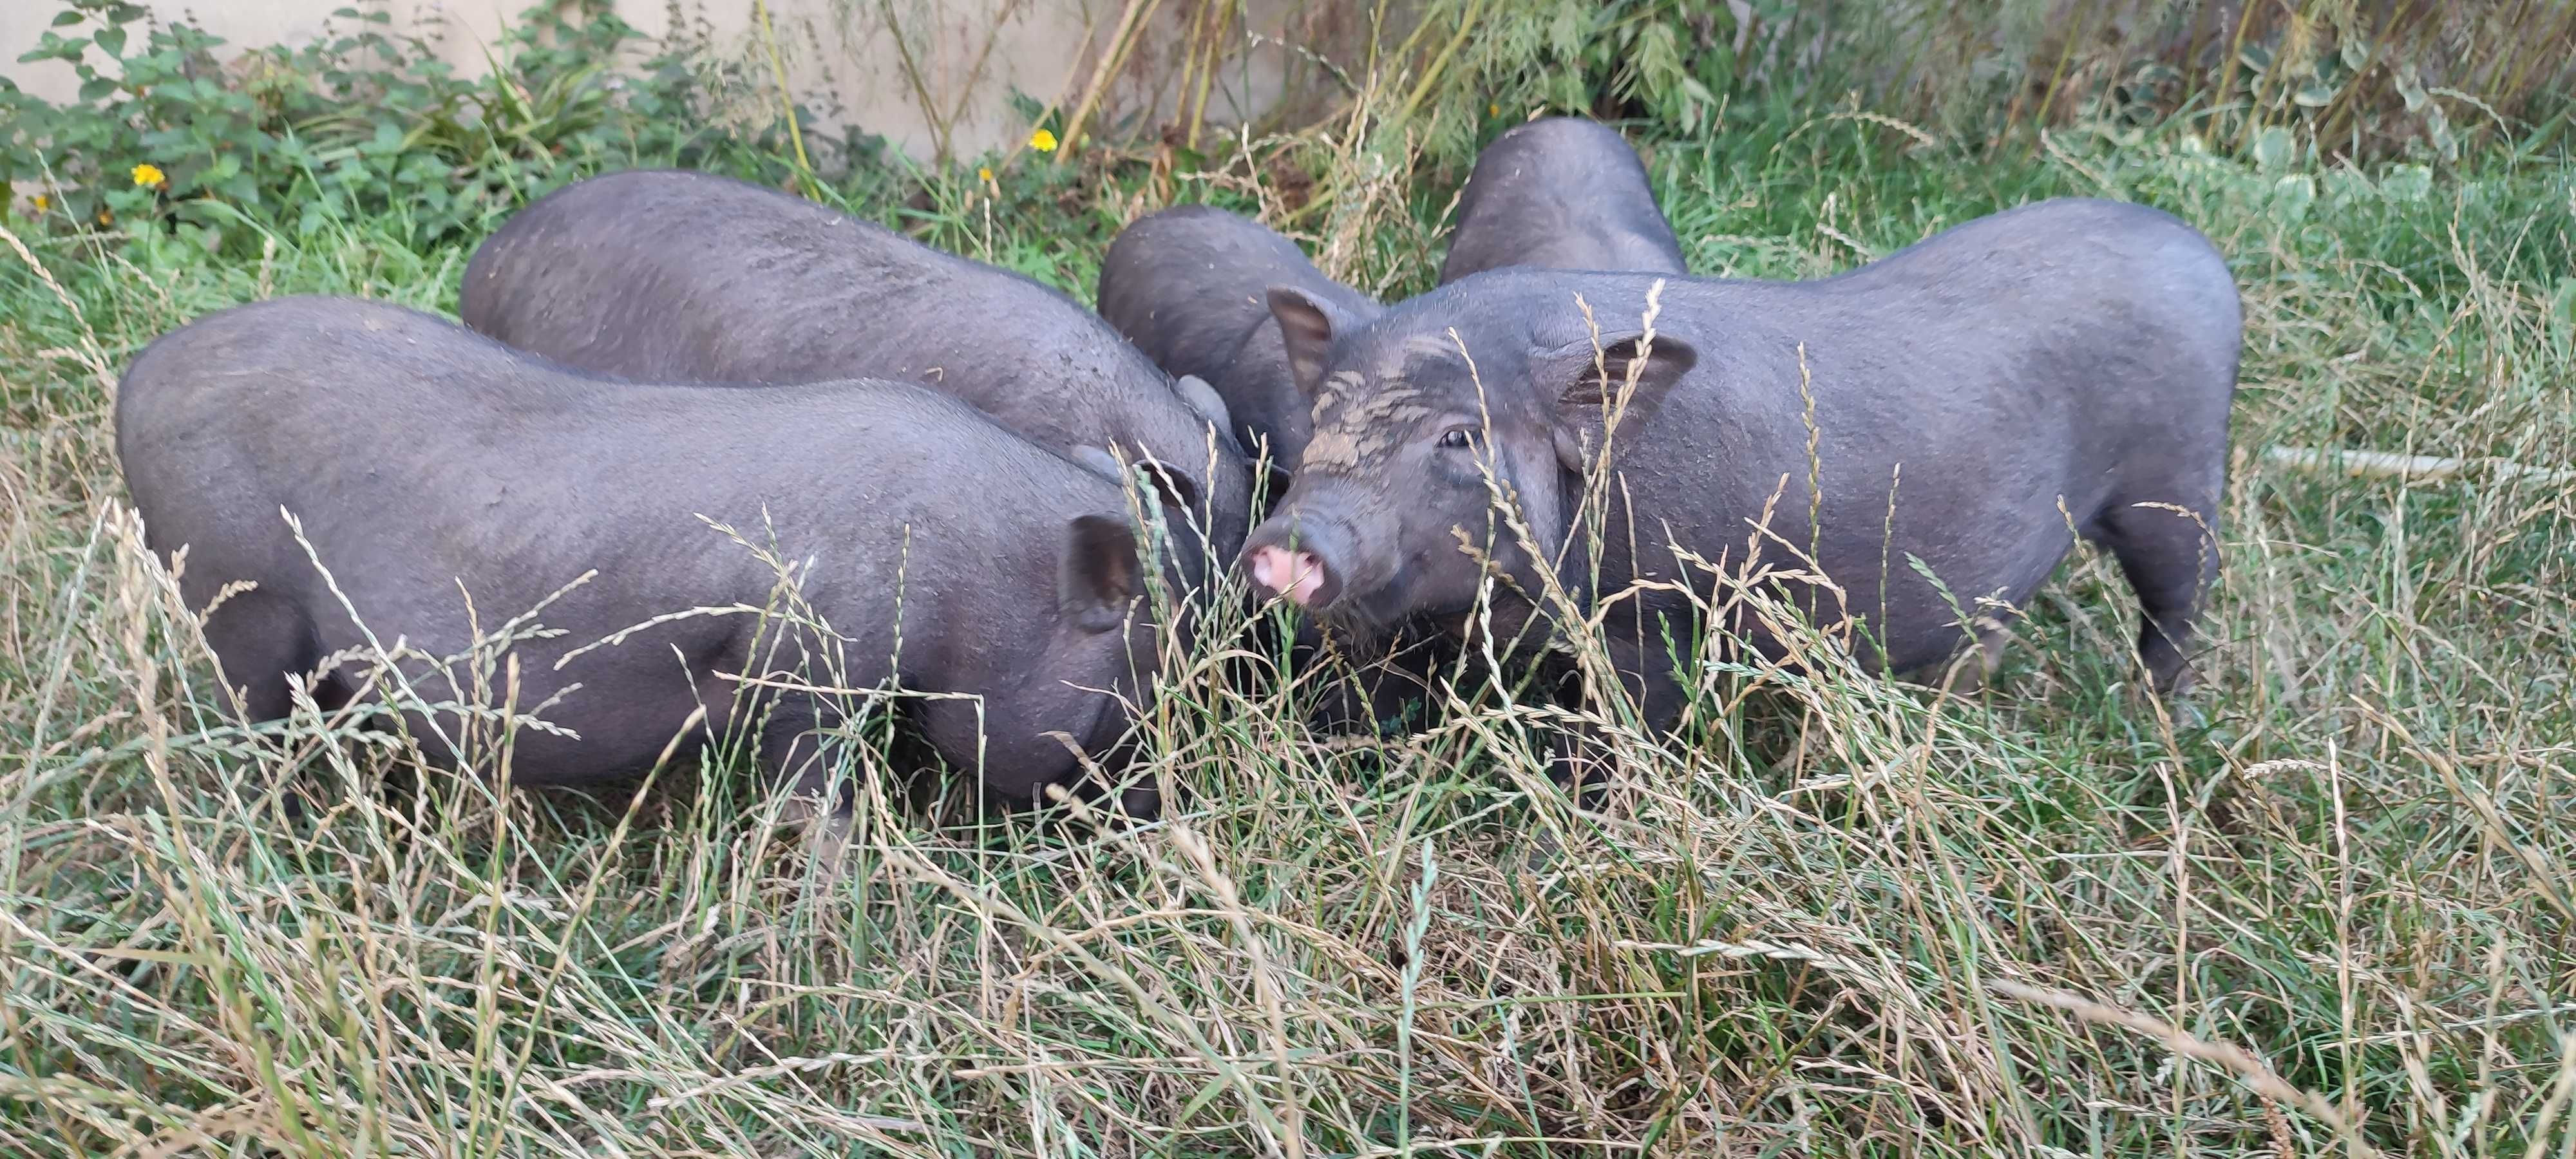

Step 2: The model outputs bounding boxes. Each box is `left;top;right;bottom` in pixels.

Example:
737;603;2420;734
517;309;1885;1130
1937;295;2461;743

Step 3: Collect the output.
1097;204;1385;478
1438;116;1687;284
460;169;1253;560
1244;198;2240;737
117;297;1195;820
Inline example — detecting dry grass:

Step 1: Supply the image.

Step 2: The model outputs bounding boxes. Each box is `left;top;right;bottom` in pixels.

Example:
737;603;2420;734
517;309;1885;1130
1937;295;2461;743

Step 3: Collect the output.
5;92;2575;1159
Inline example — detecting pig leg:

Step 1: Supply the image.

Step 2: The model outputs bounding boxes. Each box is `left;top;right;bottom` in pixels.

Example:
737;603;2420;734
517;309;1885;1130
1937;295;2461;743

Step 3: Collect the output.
1919;615;2011;695
1306;624;1447;737
1293;621;1379;736
196;591;319;725
759;700;856;854
2095;498;2219;696
1598;612;1700;737
1545;728;1612;811
1356;634;1450;733
1547;635;1690;809
194;592;334;822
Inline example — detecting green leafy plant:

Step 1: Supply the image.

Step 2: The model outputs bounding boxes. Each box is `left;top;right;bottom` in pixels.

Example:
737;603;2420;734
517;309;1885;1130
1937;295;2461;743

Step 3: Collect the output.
1226;0;2575;180
1;0;795;251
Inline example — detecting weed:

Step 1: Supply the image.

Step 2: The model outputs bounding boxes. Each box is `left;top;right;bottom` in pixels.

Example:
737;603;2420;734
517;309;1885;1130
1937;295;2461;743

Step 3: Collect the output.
4;3;2575;1155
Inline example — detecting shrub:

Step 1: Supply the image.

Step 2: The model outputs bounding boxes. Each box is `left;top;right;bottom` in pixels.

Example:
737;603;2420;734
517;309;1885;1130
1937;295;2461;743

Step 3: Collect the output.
1143;1;2576;172
0;0;791;251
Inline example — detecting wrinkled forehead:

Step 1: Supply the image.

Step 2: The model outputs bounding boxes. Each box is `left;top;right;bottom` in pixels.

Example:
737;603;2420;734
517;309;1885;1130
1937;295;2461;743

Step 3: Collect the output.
1356;332;1474;379
1314;333;1490;411
1299;335;1481;473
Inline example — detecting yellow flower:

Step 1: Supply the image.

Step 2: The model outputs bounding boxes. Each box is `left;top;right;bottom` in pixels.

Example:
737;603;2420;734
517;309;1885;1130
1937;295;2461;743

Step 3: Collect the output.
978;165;993;182
97;209;113;225
29;194;49;213
1028;127;1059;153
131;162;166;189
1489;102;1500;117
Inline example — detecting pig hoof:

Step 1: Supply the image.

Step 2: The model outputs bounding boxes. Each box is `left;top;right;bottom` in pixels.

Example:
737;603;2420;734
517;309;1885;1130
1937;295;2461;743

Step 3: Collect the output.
2155;695;2210;731
269;784;315;827
777;793;856;869
1938;655;1989;697
1519;827;1566;876
2124;683;2209;731
1117;780;1163;822
799;811;856;874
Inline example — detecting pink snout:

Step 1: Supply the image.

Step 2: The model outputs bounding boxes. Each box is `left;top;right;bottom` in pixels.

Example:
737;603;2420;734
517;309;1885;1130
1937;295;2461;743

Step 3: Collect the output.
1247;545;1329;607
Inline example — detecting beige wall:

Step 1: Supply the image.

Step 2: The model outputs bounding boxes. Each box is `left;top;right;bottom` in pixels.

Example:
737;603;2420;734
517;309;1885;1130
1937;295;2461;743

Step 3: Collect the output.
3;0;1294;164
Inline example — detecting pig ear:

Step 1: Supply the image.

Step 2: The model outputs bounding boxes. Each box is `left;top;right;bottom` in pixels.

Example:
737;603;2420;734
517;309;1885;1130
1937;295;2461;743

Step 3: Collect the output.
1072;444;1124;481
1266;287;1347;400
1060;514;1142;634
1540;330;1698;472
1171;374;1242;453
1083;444;1206;523
1136;459;1204;520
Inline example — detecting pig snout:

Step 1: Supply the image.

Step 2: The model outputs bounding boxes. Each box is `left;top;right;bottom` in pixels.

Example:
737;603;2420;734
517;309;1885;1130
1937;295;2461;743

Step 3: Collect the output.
1244;512;1356;610
1247;545;1330;607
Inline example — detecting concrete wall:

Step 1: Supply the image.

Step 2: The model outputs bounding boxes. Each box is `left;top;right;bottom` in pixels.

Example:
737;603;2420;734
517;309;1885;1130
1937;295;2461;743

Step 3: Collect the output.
2;0;1298;164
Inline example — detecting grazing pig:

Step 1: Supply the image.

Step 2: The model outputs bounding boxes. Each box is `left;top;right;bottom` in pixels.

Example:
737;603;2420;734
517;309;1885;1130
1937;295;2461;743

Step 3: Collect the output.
117;296;1197;820
459;168;1253;561
1097;204;1383;477
1096;130;1679;736
1437;116;1687;284
1244;198;2240;740
1097;207;1449;735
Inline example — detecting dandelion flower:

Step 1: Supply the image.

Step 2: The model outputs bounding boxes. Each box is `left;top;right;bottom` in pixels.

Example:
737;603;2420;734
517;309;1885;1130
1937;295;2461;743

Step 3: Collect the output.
1029;128;1059;153
131;162;166;189
978;166;994;183
30;194;50;213
1489;103;1499;117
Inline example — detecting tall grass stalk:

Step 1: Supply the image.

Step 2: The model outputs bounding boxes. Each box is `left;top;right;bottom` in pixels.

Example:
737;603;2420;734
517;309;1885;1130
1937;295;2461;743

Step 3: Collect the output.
5;62;2575;1159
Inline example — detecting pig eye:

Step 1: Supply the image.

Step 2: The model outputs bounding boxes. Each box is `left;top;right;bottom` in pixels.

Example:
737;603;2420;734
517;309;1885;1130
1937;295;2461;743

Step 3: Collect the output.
1436;428;1477;450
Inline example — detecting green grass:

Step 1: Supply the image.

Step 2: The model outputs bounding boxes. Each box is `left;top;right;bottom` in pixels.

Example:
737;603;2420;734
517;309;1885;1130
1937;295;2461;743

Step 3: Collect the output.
5;104;2575;1156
